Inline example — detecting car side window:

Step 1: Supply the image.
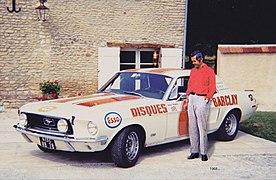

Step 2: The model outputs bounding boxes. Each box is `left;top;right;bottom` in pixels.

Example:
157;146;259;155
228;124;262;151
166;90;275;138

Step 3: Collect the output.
168;76;189;101
177;76;189;94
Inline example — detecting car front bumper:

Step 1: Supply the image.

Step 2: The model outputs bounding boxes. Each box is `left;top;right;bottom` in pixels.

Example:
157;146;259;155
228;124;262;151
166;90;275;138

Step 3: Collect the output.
14;125;108;152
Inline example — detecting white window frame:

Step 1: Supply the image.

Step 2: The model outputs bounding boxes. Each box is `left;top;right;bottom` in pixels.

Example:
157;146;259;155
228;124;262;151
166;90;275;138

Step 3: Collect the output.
120;48;157;69
98;47;183;89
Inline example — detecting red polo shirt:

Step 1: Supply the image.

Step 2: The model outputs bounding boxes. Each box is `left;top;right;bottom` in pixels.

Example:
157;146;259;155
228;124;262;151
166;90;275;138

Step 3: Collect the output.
186;63;216;99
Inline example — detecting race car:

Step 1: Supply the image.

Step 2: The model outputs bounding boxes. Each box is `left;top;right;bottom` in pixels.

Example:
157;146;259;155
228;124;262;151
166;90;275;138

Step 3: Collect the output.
14;68;257;168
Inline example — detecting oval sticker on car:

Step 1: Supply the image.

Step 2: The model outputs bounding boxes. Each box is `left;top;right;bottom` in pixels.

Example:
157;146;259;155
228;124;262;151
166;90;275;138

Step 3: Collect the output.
104;112;122;128
38;106;57;112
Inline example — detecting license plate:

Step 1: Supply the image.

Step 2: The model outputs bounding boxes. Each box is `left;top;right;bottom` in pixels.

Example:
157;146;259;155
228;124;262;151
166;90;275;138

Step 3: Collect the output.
40;137;56;150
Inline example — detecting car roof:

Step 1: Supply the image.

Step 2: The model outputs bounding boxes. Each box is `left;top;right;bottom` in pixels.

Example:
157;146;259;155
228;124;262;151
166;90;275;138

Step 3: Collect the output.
121;68;229;91
121;68;191;78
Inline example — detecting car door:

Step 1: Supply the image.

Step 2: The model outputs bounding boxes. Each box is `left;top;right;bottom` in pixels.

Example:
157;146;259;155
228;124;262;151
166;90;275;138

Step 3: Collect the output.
165;76;189;139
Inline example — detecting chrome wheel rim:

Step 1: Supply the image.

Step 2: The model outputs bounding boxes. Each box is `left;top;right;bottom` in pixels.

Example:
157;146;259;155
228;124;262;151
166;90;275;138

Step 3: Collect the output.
225;114;237;136
125;131;139;161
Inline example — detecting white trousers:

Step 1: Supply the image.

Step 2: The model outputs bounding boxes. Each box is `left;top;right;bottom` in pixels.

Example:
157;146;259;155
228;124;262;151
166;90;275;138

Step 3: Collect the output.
188;94;210;155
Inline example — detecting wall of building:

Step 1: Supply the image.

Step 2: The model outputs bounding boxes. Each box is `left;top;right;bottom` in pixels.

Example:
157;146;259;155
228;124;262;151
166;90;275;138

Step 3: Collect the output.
217;45;276;111
0;0;186;108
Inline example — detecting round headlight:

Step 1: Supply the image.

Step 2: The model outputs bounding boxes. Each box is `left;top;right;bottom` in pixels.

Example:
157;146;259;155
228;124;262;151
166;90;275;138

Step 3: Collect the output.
87;121;98;135
57;119;68;133
19;113;28;127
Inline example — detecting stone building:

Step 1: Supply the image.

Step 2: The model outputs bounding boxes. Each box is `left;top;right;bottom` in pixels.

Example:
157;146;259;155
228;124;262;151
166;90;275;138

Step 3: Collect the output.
0;0;187;108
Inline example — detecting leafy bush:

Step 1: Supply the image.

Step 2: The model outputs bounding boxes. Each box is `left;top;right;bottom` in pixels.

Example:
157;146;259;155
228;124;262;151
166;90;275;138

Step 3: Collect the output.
39;80;62;94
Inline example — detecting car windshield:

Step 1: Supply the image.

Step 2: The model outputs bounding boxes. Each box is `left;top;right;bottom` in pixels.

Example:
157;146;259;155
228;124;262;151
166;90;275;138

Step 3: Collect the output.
99;72;173;99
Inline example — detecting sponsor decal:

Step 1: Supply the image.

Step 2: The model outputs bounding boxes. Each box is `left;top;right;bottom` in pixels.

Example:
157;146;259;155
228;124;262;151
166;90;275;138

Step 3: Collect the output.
104;112;122;128
212;94;238;107
171;106;178;112
38;106;57;112
130;104;168;117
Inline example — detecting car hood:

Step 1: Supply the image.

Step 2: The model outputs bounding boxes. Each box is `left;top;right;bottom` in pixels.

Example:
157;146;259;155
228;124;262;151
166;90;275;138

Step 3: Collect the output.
19;93;162;120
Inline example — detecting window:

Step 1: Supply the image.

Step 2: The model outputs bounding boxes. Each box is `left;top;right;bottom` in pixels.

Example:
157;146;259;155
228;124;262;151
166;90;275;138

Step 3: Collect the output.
120;49;159;70
120;51;136;70
169;76;190;100
100;72;172;100
175;76;189;93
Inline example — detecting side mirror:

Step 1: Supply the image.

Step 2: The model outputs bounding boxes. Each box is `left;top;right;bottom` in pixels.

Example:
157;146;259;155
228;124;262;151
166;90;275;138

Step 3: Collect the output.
177;93;186;101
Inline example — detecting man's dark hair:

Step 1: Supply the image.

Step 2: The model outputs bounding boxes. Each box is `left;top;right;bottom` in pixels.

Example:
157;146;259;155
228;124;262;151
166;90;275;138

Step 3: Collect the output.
191;50;205;61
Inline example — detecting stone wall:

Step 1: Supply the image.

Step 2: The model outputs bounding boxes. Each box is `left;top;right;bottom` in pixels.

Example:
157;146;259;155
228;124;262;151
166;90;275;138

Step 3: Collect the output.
0;0;186;108
217;45;276;111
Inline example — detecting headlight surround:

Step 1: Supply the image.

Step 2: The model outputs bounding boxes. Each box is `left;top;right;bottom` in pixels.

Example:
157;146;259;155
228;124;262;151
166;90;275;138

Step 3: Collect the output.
57;119;68;133
19;113;28;127
87;121;98;135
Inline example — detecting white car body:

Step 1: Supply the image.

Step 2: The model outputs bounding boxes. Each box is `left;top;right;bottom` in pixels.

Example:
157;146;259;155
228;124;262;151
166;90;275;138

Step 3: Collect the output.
15;68;257;167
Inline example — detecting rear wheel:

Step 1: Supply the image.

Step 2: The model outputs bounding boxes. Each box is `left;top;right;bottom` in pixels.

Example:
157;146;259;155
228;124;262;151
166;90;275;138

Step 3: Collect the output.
216;112;239;141
111;127;142;168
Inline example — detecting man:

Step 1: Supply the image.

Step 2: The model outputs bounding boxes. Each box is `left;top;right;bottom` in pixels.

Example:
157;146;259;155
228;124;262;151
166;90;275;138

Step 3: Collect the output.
186;50;216;161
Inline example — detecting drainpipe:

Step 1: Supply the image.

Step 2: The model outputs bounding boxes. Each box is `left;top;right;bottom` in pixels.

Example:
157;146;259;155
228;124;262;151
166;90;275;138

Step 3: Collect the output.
182;0;188;68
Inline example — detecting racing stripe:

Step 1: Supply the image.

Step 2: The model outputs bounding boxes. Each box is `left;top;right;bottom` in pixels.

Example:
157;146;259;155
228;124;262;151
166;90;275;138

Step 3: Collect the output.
53;93;112;103
178;101;188;136
77;95;140;107
149;68;182;74
123;68;140;72
122;68;183;74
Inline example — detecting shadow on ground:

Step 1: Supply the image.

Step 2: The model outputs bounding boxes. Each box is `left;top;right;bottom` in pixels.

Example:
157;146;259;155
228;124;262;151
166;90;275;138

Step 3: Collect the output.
29;134;230;168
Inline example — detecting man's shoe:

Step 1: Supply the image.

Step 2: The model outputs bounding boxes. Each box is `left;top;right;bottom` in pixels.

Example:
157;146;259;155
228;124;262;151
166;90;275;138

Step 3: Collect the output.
201;154;208;161
187;153;199;159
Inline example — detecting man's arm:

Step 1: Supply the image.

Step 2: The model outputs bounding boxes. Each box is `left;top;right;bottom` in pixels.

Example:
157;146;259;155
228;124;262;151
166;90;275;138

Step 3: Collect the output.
206;70;216;100
186;69;194;97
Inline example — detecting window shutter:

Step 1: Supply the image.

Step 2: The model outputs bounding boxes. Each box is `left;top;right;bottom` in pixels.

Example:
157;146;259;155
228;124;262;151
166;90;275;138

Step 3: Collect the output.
160;48;183;68
98;47;120;88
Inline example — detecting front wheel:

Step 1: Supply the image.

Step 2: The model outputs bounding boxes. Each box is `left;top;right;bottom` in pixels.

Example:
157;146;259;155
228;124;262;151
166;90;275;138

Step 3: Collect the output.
216;112;239;141
111;127;142;168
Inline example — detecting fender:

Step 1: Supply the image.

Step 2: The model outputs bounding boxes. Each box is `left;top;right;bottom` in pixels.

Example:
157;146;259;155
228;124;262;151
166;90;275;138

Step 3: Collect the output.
104;121;146;148
216;105;242;131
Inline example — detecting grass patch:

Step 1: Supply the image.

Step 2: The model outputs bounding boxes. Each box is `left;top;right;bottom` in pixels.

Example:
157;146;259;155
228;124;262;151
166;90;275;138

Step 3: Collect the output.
239;111;276;142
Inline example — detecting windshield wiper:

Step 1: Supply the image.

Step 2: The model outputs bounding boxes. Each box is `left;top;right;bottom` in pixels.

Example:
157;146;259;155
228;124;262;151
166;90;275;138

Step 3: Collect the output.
123;91;144;98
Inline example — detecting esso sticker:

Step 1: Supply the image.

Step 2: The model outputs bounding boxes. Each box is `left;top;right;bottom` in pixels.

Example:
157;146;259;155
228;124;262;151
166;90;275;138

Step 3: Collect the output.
104;112;122;128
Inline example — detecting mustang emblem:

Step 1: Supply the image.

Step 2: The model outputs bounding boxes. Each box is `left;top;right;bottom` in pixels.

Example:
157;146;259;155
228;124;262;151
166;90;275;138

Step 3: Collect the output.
43;118;56;127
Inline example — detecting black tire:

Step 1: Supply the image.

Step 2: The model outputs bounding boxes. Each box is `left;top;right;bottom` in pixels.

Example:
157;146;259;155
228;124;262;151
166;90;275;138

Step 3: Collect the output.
111;127;142;168
37;145;55;153
216;112;239;141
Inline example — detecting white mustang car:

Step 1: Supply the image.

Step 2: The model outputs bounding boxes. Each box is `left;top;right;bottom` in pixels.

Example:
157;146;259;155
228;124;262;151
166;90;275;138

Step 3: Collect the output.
14;68;257;168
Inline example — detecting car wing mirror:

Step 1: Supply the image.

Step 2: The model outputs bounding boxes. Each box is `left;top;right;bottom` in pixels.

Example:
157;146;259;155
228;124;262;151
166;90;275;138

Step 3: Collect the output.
177;93;186;101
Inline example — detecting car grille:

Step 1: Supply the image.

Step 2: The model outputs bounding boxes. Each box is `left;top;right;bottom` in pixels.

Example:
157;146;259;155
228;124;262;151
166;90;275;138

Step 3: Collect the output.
25;113;73;135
